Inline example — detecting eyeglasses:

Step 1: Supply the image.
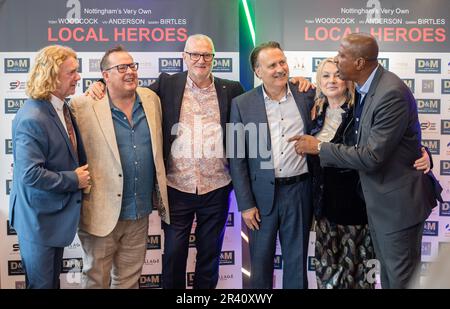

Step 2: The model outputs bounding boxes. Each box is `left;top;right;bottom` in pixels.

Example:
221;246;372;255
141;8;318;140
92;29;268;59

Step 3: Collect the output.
104;62;139;73
184;51;214;62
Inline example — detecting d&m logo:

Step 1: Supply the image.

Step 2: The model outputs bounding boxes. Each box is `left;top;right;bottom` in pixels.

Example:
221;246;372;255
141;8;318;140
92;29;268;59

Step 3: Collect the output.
439;201;450;216
312;57;327;72
415;59;441;73
274;254;282;270
139;274;162;289
377;58;389;70
159;58;183;73
5;139;12;155
212;58;232;73
189;233;196;248
441;161;450;176
420;121;437;133
219;250;235;265
422;139;439;155
61;258;83;273
7;220;17;236
226;212;234;227
138;78;157;87
186;272;194;287
82;78;98;92
417;99;440;114
308;256;316;271
5;98;26;114
6;179;12;195
77;58;82;73
423;221;439;236
421;80;434;93
4;58;30;73
442;79;450;94
442;119;450;135
421;242;431;256
402;79;415;93
147;235;161;250
8;260;24;276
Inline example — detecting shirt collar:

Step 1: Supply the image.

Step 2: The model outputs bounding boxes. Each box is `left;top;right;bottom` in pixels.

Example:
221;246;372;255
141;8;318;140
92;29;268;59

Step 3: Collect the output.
107;90;141;112
50;94;65;111
262;83;292;103
356;64;379;96
186;74;215;91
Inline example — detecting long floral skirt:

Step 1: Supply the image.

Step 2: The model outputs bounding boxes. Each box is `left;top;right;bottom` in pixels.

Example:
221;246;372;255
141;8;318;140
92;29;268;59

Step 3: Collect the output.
313;217;376;289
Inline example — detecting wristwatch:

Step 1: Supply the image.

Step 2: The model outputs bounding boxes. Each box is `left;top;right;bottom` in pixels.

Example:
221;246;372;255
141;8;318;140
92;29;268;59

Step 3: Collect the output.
317;141;323;152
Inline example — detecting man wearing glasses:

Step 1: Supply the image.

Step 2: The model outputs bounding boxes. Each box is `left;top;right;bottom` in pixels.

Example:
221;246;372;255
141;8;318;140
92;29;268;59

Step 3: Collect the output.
70;45;169;288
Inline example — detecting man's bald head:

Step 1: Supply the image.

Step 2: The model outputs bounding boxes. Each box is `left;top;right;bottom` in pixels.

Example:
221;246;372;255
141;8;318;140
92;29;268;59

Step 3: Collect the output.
341;33;379;61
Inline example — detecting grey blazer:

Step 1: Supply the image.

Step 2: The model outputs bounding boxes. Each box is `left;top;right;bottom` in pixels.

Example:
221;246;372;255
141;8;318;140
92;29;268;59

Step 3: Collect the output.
229;83;314;215
320;66;438;233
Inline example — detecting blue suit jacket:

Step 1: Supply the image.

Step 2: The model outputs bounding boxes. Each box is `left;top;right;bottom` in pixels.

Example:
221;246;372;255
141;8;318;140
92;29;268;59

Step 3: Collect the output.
229;83;314;215
9;98;86;247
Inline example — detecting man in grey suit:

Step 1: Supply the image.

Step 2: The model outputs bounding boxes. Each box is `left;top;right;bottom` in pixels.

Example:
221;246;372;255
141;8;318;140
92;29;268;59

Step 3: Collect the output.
295;33;439;288
228;41;315;288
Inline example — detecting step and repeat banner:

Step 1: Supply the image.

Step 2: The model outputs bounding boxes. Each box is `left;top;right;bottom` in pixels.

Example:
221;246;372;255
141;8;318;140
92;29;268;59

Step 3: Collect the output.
0;0;242;289
255;0;450;287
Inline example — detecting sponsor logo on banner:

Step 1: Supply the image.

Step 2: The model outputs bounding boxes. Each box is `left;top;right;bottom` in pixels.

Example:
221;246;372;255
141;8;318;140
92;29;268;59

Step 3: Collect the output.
308;256;316;271
421;80;434;93
61;258;83;273
88;59;101;72
377;58;389;70
442;120;450;134
420;262;431;276
82;78;98;92
441;161;450;175
274;255;282;270
15;281;26;289
77;58;82;73
67;242;81;250
186;272;194;287
8;260;24;276
5;139;12;154
423;221;439;236
189;233;196;248
312;57;327;72
219;250;235;265
447;142;450;156
4;58;30;73
420;121;437;133
402;79;415;93
5;98;26;114
139;274;162;289
439;242;450;255
7;220;17;235
144;258;160;266
147;235;161;250
422;139;440;155
9;80;26;91
6;179;12;195
417;99;440;114
212;58;232;73
421;242;432;256
226;212;234;227
138;78;157;87
442;79;450;94
159;58;183;73
219;273;234;282
415;59;441;74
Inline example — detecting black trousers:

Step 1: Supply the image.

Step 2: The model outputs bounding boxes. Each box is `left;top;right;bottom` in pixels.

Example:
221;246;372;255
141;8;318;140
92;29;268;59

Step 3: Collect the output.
162;184;232;289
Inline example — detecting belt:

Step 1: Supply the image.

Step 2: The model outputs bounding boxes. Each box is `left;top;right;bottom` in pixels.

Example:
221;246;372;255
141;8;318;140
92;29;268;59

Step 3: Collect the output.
275;173;309;185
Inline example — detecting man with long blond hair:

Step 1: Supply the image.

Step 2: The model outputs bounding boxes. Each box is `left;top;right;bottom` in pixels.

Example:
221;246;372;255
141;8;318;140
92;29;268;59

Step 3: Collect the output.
9;45;90;288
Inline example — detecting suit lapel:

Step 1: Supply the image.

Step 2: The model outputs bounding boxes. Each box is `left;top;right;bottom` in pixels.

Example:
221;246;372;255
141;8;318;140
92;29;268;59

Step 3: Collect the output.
289;83;310;134
46;100;78;163
137;88;161;164
255;86;272;152
92;96;121;164
170;73;187;129
214;78;228;131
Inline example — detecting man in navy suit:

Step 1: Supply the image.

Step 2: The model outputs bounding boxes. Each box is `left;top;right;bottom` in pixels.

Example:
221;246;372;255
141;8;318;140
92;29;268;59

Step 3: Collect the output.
10;45;90;289
229;41;315;288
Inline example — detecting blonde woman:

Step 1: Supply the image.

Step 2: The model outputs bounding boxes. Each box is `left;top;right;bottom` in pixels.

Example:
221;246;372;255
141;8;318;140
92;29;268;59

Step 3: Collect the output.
9;45;89;288
309;58;430;288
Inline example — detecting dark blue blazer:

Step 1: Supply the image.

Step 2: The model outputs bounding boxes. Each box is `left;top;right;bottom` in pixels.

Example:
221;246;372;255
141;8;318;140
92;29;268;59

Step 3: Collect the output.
9;98;86;247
